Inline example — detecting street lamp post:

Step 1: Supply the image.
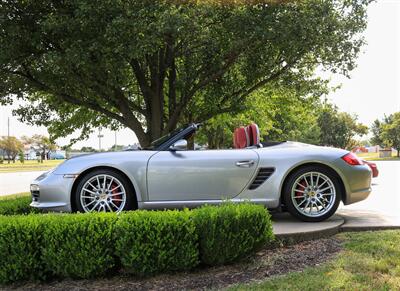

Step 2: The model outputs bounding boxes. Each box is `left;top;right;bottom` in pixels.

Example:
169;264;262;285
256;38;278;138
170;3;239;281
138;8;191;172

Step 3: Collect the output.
97;128;104;151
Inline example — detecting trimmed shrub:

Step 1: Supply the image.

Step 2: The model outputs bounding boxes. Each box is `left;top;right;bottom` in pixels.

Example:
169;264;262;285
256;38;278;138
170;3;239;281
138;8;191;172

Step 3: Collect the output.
0;215;44;283
193;203;274;265
0;195;40;215
41;213;117;279
116;210;198;276
0;203;273;284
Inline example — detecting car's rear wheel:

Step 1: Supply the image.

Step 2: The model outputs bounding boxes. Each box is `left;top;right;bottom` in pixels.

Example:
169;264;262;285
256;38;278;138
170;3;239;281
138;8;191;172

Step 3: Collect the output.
283;166;341;222
74;169;135;213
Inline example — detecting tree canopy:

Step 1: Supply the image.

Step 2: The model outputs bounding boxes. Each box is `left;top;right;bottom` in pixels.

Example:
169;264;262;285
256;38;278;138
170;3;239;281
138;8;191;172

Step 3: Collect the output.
22;134;57;160
0;0;371;146
0;136;23;163
197;83;324;148
373;112;400;157
317;103;368;149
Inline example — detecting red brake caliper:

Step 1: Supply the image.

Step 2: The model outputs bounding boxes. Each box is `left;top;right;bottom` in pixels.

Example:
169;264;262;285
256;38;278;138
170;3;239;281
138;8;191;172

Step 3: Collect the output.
111;182;122;208
295;180;307;198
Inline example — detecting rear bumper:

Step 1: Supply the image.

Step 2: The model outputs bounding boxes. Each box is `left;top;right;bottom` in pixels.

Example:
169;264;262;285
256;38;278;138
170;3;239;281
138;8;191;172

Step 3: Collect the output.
344;187;372;205
332;158;372;205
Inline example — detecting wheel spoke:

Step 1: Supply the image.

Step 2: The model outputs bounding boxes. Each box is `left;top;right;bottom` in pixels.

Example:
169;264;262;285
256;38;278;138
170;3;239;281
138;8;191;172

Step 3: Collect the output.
304;199;310;210
85;200;97;208
296;182;306;189
107;178;114;190
315;174;320;187
110;185;121;192
110;201;119;210
109;192;124;197
319;186;333;193
103;175;107;191
297;198;308;207
83;188;97;195
317;179;329;189
89;201;100;212
295;195;306;198
87;181;97;190
105;202;113;212
304;176;309;187
315;197;325;208
81;195;95;199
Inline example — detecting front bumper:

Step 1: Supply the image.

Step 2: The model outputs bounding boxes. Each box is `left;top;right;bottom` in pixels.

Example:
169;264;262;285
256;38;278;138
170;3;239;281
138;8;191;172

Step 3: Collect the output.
30;171;74;212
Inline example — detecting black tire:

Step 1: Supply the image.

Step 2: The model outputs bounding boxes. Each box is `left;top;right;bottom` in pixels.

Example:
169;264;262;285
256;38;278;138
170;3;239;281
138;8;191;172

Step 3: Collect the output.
74;169;136;213
282;165;342;222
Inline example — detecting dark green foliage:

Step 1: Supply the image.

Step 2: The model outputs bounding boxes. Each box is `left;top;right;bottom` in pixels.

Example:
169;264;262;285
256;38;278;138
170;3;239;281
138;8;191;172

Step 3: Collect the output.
115;210;198;276
0;215;45;283
317;103;368;149
0;0;371;146
41;213;117;279
0;195;40;215
193;203;274;265
0;203;273;284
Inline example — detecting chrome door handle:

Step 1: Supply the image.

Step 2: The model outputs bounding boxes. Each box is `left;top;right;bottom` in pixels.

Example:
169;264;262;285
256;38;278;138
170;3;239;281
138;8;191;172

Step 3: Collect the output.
235;160;255;168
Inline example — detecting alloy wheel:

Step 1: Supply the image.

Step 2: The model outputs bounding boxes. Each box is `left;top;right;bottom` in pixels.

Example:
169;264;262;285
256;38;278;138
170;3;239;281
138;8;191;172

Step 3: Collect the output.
80;174;127;212
290;171;336;218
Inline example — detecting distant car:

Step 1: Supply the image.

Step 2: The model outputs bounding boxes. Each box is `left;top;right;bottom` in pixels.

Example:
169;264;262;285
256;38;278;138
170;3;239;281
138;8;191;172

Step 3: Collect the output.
30;123;372;222
362;160;379;178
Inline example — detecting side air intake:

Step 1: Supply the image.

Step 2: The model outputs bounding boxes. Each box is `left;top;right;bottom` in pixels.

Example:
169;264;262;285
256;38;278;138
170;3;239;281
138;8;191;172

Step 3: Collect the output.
248;167;275;190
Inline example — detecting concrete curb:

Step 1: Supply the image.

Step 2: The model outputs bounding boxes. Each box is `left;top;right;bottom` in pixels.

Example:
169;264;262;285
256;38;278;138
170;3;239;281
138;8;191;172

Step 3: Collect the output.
275;225;342;245
272;212;400;243
272;213;345;244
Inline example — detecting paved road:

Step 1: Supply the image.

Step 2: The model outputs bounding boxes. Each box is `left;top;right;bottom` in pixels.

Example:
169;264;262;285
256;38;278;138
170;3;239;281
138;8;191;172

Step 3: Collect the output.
339;161;400;215
338;160;400;228
0;171;45;196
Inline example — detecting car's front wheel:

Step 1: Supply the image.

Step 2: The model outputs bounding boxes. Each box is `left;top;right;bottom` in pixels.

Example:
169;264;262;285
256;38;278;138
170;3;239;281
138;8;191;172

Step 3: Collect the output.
283;166;342;222
74;169;135;213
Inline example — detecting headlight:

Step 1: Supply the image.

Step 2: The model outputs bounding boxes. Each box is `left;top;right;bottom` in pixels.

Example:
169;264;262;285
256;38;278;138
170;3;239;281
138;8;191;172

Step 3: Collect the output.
30;184;40;192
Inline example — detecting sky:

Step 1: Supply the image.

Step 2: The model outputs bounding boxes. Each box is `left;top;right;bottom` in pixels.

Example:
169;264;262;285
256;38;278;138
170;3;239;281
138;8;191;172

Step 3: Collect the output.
1;0;399;149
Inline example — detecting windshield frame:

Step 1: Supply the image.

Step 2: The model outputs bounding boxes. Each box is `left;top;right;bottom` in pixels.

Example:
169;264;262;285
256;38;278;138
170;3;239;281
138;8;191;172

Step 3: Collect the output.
143;123;200;151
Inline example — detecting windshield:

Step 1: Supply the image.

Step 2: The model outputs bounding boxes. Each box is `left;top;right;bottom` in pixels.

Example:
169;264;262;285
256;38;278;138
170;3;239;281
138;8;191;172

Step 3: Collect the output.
145;126;186;150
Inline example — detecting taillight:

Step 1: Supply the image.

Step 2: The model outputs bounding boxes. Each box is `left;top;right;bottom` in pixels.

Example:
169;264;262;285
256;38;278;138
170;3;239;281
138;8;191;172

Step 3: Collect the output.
341;152;363;166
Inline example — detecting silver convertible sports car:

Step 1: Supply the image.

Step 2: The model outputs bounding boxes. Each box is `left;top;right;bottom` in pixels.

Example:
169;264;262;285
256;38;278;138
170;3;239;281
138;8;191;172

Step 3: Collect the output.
30;123;372;222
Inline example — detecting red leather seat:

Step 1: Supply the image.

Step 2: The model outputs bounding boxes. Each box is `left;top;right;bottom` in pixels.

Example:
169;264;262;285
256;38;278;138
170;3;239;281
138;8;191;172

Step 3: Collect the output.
233;127;249;149
246;123;260;146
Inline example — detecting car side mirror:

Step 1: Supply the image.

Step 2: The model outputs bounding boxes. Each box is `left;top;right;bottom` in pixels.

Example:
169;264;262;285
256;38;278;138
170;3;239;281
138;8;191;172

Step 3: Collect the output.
169;139;187;151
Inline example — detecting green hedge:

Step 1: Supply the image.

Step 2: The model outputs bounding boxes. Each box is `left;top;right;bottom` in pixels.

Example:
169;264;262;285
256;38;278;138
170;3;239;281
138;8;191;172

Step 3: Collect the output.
116;210;198;276
41;214;117;279
193;203;274;265
0;195;40;215
0;215;44;283
0;203;274;284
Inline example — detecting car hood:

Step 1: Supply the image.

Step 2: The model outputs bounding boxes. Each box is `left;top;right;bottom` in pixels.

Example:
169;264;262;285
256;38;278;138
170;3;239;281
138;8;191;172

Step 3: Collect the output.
53;150;156;175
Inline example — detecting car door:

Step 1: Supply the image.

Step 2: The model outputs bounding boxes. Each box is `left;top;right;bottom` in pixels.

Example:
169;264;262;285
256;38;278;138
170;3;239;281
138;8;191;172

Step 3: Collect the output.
147;149;259;201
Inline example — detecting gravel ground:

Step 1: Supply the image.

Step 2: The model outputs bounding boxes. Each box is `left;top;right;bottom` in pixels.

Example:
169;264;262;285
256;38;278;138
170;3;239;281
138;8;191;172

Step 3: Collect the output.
5;237;342;291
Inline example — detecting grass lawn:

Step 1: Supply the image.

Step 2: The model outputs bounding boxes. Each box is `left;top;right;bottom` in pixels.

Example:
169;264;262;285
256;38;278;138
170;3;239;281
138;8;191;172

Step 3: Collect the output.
230;230;400;290
0;192;30;200
356;152;400;161
0;159;64;173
